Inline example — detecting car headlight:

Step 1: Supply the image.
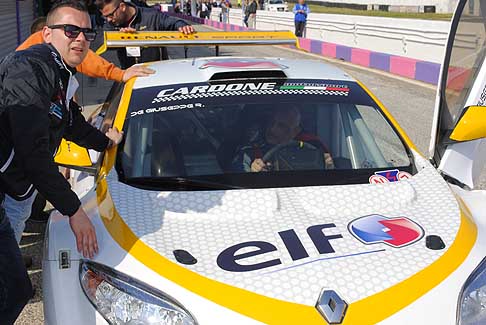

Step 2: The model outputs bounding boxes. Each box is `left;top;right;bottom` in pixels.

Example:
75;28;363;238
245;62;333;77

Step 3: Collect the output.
80;260;197;325
457;257;486;325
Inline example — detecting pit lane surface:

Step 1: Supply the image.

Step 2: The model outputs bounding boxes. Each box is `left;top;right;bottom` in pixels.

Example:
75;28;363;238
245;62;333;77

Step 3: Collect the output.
15;23;484;324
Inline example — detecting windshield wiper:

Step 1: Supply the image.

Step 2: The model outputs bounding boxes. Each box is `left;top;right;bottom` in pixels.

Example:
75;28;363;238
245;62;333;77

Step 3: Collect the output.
124;176;242;190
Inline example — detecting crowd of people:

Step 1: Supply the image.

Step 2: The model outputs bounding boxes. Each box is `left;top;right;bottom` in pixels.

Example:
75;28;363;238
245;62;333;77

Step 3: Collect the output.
173;0;309;35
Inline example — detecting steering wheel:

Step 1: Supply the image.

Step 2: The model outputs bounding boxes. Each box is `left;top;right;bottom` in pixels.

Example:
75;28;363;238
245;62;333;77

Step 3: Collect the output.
261;140;322;171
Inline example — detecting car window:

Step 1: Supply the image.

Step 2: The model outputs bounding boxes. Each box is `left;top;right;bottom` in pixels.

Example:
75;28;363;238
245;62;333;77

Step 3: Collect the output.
442;0;486;132
117;79;413;189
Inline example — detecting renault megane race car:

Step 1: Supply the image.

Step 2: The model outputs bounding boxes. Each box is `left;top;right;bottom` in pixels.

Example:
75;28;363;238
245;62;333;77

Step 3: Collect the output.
44;1;486;324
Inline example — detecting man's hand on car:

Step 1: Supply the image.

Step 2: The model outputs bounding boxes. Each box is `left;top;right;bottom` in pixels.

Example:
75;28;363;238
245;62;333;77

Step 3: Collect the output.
69;207;98;259
179;25;195;34
251;158;272;172
119;27;137;33
123;65;155;82
106;127;124;148
119;26;195;35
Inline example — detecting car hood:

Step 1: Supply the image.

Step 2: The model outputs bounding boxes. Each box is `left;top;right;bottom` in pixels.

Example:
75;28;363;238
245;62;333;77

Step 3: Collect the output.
102;160;471;314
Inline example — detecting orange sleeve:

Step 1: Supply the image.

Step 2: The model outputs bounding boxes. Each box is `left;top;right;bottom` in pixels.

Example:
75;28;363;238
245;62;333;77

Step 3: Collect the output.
16;31;125;82
16;31;44;51
76;50;125;82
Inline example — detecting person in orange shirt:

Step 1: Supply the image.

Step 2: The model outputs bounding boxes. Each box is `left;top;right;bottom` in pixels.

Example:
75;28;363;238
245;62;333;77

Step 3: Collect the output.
16;29;154;82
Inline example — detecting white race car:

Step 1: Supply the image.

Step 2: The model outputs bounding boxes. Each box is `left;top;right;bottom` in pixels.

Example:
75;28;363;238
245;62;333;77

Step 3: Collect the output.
44;1;486;324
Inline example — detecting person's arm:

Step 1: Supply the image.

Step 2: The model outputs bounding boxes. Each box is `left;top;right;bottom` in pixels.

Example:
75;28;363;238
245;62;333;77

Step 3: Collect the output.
4;56;81;217
305;4;310;15
16;31;44;51
16;31;153;82
64;101;110;152
292;4;298;14
76;50;125;82
17;31;123;82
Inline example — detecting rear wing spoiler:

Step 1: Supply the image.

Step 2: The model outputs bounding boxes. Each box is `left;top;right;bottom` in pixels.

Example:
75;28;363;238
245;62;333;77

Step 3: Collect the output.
95;31;300;56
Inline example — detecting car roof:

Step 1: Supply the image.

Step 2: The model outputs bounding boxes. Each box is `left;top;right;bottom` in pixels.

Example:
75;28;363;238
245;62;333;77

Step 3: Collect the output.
132;57;356;89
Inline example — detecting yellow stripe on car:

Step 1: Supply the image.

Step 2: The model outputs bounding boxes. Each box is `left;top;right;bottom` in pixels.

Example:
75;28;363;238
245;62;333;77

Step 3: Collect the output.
96;169;476;324
96;74;477;325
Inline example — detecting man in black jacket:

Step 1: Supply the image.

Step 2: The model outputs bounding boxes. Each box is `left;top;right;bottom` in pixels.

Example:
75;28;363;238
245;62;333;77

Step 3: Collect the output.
97;0;195;69
0;1;122;322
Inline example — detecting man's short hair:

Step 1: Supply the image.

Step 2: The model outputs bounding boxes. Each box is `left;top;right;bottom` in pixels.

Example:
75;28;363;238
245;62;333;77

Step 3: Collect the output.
96;0;122;10
46;0;88;25
30;16;47;34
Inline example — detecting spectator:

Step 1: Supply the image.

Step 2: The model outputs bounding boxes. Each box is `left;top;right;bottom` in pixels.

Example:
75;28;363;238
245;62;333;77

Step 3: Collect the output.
185;0;191;14
174;1;182;13
293;0;309;37
0;1;124;323
30;16;47;34
97;0;195;68
199;0;209;18
237;0;241;7
86;0;98;28
247;0;257;28
206;0;212;18
242;0;248;26
221;0;230;23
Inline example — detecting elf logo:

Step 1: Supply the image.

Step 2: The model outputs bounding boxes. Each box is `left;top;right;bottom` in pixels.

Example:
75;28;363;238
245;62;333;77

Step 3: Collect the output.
217;223;342;272
348;214;424;248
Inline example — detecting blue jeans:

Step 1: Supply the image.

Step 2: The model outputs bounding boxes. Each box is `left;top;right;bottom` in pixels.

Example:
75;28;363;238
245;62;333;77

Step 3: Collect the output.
0;193;33;324
3;192;36;243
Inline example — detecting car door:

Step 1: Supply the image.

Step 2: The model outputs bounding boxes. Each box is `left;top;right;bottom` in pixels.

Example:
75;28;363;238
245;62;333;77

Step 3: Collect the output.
429;0;486;189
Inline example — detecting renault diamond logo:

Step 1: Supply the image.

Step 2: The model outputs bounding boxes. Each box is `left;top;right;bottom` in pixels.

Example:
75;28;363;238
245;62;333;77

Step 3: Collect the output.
316;289;348;324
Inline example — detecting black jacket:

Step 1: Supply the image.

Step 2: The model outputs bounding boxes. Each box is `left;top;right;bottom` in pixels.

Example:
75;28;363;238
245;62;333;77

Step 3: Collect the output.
248;1;257;14
0;44;109;217
107;4;189;69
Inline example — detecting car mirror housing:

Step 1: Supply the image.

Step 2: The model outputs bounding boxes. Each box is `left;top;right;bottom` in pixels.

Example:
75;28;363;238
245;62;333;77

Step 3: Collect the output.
54;139;93;169
449;106;486;142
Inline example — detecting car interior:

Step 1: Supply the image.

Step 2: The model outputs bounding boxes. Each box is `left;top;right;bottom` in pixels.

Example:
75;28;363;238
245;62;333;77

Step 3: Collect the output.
119;100;410;179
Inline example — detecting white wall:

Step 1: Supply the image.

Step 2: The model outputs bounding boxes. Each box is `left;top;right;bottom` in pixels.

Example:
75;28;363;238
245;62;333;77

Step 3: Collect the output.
212;8;455;63
311;0;459;13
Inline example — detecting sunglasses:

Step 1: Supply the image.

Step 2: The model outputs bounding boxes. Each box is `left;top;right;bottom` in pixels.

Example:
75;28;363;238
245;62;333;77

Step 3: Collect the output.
102;3;121;18
48;24;97;41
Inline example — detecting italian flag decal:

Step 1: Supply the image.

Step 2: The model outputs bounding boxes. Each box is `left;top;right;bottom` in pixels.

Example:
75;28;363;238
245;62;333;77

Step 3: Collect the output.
279;85;350;92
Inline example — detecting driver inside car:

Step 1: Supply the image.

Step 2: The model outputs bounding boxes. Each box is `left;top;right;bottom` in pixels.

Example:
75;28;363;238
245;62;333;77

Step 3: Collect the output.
231;107;335;172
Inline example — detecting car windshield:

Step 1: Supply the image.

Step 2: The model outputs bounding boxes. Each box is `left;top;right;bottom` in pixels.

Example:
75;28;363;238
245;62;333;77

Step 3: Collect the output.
269;0;284;4
116;79;414;190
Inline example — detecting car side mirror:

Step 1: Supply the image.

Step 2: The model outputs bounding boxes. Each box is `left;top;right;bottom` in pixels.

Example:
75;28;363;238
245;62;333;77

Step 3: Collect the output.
450;106;486;142
54;139;93;169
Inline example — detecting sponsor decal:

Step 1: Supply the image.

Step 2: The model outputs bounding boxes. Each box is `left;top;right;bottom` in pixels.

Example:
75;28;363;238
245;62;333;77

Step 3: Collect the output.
153;82;277;102
369;169;411;184
130;102;205;117
348;214;424;248
49;102;63;120
368;174;388;184
217;223;343;272
279;83;350;92
216;213;422;272
151;82;350;104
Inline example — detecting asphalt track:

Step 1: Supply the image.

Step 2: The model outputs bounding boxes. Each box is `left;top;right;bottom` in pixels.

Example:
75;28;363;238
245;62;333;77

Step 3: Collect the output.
15;23;485;324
